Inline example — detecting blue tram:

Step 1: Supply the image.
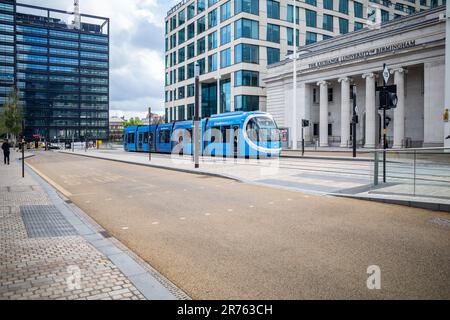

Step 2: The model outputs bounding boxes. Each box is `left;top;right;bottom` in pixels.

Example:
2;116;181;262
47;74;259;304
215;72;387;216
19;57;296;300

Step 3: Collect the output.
124;111;282;158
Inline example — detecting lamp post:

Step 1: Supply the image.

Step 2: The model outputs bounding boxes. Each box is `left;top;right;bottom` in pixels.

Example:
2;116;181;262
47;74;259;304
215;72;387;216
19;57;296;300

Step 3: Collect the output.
21;120;25;178
292;1;298;150
445;0;450;150
194;63;200;169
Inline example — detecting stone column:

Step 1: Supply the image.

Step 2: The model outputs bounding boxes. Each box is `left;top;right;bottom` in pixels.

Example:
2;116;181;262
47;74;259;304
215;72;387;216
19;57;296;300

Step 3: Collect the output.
363;73;377;148
338;77;351;147
391;68;406;148
317;81;329;147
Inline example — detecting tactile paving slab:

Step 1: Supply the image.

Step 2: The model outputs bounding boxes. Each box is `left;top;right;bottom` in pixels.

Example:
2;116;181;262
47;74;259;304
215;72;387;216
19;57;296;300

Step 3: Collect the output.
20;205;77;238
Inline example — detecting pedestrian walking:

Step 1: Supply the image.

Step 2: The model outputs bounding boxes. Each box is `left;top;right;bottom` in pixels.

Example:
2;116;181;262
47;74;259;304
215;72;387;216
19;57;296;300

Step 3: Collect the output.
1;139;11;165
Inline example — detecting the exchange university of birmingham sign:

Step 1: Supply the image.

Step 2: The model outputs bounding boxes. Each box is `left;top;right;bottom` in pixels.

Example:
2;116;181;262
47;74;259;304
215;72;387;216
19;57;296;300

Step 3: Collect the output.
308;40;416;69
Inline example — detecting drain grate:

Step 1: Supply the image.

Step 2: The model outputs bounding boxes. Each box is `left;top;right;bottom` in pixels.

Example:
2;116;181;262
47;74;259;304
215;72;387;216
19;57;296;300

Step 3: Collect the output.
21;205;77;238
429;217;450;228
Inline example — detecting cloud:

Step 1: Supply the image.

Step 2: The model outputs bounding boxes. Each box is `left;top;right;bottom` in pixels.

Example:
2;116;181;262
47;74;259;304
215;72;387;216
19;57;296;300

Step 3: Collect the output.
18;0;179;116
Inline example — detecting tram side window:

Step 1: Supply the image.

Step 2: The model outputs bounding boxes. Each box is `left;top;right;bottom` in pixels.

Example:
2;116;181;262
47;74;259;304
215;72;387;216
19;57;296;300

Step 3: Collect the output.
144;132;149;143
128;133;135;144
221;126;231;143
159;130;171;143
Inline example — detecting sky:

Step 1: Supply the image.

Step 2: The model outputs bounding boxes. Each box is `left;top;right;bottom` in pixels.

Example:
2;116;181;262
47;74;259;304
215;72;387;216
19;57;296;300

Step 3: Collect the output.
19;0;180;119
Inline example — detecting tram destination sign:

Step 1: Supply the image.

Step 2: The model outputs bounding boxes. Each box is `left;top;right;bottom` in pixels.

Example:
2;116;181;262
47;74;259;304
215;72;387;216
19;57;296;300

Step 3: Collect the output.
308;40;416;69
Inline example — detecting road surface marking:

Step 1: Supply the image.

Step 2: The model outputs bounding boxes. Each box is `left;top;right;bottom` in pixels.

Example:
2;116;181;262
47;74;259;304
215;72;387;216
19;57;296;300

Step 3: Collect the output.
249;205;255;208
269;202;275;205
180;217;186;220
152;222;159;225
106;198;112;201
205;213;211;216
122;227;129;230
227;209;233;212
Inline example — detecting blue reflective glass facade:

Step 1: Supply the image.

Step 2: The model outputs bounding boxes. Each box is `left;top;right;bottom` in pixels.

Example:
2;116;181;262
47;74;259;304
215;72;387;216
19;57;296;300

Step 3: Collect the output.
0;0;110;142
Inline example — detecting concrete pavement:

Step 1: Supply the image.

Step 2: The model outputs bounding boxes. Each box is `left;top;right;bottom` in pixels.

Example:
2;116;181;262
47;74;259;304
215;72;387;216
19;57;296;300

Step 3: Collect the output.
26;152;450;299
0;151;186;300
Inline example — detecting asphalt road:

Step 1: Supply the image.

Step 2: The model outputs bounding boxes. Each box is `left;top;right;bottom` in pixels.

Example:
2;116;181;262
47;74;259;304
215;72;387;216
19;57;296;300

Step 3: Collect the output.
27;152;450;299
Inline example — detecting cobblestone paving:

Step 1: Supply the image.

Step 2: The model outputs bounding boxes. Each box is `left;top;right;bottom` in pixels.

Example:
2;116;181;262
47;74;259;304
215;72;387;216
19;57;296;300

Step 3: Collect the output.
0;152;145;300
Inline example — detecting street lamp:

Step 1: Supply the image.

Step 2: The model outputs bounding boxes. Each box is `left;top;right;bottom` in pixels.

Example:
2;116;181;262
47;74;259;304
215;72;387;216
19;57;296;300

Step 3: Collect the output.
444;0;450;150
193;63;201;169
290;46;311;151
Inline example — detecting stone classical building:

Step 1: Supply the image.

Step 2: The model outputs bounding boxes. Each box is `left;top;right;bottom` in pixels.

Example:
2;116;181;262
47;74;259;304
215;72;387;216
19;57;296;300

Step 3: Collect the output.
265;6;448;148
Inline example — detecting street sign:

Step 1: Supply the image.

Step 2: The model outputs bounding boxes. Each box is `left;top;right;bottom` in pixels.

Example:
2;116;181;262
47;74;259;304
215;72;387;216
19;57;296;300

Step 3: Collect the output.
383;65;390;83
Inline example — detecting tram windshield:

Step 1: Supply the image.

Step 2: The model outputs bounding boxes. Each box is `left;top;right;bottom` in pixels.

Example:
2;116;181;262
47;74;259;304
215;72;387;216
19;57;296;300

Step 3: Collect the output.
246;117;280;143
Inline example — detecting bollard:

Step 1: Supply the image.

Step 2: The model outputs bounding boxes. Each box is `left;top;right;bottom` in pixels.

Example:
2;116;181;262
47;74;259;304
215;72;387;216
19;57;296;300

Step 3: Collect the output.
374;151;379;186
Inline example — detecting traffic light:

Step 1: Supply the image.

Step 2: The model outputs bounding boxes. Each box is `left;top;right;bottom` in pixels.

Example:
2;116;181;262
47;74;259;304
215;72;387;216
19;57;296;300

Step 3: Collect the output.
377;85;398;110
302;119;310;128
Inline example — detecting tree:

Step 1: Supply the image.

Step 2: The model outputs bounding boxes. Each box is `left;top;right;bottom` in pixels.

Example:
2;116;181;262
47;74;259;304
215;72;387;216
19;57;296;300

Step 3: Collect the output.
0;86;22;144
123;117;143;128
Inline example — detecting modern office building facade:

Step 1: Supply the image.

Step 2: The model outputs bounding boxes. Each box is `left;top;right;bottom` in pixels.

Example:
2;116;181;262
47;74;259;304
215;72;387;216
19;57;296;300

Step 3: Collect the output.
164;0;441;123
0;0;110;142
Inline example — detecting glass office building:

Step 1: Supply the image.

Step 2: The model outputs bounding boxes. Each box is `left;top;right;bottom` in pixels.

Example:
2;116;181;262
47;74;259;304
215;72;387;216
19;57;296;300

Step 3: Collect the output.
0;0;110;142
164;0;440;123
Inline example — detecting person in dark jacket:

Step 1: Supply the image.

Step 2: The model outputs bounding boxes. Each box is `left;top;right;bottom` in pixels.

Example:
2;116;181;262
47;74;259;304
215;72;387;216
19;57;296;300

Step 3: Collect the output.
2;139;11;165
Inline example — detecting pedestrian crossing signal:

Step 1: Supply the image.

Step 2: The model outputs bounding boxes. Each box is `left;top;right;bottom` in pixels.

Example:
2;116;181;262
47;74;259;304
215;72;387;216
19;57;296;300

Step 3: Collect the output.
377;85;398;110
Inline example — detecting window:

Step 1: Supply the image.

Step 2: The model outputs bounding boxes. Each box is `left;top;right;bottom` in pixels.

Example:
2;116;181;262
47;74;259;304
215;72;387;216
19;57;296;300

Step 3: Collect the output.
306;32;317;45
220;24;231;45
187;84;195;97
187;22;195;39
0;13;13;22
287;28;300;46
339;0;348;14
179;9;186;25
178;66;186;81
179;86;186;99
221;1;231;21
267;0;280;19
267;47;280;65
339;18;348;34
197;37;206;55
235;18;259;40
187;62;195;78
220;48;232;68
323;14;333;32
170;34;177;49
354;2;363;18
209;0;219;6
235;70;259;87
354;22;364;31
305;10;317;28
235;95;259;112
208;31;217;50
381;10;389;23
323;0;333;10
267;24;280;43
159;130;171;143
198;58;206;74
208;9;217;28
0;23;13;33
313;88;318;103
187;43;195;59
198;0;206;13
178;106;185;121
187;3;196;20
306;0;317;6
187;103;195;120
235;0;259;15
179;29;186;44
287;5;299;23
234;43;259;64
208;53;217;72
328;88;333;102
197;16;206;34
179;47;185;63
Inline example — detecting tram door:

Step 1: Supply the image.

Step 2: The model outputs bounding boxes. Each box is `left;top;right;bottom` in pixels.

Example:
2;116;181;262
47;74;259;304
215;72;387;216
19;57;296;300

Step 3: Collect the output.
233;125;239;158
221;126;231;158
138;133;143;151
